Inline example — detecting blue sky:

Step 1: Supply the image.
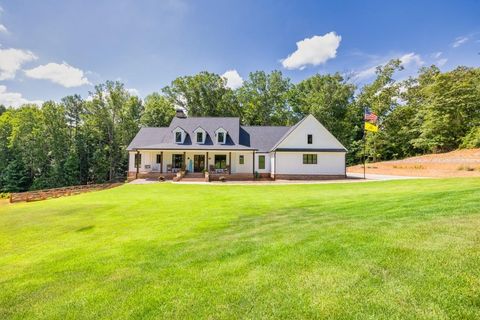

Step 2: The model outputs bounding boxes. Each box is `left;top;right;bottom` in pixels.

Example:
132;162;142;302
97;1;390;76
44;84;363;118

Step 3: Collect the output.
0;0;479;106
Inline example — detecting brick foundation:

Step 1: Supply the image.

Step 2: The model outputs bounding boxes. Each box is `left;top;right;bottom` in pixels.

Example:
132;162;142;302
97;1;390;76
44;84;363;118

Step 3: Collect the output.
127;172;175;181
209;173;255;181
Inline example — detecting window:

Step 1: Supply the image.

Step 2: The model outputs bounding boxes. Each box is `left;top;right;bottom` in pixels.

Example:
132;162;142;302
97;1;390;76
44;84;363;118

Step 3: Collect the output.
239;155;244;165
175;131;182;143
156;154;162;164
303;154;317;164
307;134;313;144
134;153;141;168
214;155;227;169
196;131;203;143
172;154;184;169
258;155;265;169
217;132;225;143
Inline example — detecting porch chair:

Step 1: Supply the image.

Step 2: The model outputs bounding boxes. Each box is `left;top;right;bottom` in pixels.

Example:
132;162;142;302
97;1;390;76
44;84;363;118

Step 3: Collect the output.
166;164;172;173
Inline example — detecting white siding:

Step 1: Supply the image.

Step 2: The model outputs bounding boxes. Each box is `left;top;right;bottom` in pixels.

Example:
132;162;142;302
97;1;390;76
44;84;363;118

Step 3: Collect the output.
129;150;255;174
275;115;345;150
255;153;270;173
275;152;345;175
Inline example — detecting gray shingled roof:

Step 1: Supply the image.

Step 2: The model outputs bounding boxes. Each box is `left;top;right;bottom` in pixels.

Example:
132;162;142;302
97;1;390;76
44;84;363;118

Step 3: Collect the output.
126;116;293;152
240;126;291;152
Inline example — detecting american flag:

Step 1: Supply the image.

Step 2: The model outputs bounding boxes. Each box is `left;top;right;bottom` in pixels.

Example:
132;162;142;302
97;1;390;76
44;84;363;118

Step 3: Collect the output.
364;108;378;123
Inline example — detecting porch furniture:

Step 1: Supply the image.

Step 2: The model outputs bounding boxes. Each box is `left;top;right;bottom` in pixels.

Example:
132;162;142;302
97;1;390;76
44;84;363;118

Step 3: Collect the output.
209;165;215;173
167;164;172;173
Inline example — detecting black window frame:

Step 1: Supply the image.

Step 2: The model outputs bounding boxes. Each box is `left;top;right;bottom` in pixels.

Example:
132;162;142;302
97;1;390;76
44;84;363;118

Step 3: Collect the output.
239;155;244;165
258;155;265;169
156;154;162;164
196;131;203;143
307;134;313;144
135;153;141;168
214;154;227;169
175;131;182;143
172;154;184;169
303;154;317;164
217;132;225;143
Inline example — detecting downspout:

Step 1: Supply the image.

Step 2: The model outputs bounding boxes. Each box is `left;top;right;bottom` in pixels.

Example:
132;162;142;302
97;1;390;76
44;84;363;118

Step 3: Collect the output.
135;150;140;179
252;150;256;179
160;151;163;174
274;151;277;180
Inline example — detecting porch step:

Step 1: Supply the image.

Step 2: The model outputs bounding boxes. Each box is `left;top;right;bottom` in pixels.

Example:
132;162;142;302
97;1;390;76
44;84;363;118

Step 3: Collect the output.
185;173;204;178
177;172;206;182
181;178;206;182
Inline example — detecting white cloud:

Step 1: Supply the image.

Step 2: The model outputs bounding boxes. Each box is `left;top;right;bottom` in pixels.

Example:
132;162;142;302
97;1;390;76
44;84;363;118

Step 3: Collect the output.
432;52;442;59
437;58;448;67
352;52;423;82
0;48;37;80
353;66;377;80
221;69;243;89
399;53;424;67
452;36;469;48
24;62;91;87
127;88;140;96
0;24;7;34
281;32;341;70
0;85;43;108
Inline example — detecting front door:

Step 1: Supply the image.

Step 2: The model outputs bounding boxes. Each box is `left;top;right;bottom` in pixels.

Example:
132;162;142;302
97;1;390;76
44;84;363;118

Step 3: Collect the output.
193;155;205;172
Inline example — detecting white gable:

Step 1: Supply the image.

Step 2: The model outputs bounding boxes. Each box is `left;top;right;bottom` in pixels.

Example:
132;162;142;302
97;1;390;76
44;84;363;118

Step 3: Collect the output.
172;126;186;144
193;126;206;144
274;115;346;150
214;127;227;144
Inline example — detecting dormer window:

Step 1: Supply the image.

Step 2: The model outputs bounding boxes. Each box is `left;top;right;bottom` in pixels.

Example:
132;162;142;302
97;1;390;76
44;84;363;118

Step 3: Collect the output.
218;132;225;143
172;127;186;144
215;127;227;145
193;127;206;144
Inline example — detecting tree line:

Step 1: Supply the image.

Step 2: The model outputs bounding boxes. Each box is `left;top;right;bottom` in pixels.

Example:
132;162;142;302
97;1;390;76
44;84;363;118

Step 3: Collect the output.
1;59;479;192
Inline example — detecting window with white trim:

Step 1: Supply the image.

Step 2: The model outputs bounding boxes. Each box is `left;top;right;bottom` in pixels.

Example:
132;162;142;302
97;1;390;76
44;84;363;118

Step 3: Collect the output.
217;132;225;143
175;131;182;143
196;132;203;143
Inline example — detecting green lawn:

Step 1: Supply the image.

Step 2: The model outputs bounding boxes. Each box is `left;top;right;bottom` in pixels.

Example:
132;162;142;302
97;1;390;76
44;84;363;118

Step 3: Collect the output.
1;179;480;319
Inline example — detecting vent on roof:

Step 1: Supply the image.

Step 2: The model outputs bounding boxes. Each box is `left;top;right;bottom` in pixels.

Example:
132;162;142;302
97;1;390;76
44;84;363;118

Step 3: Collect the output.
175;108;187;118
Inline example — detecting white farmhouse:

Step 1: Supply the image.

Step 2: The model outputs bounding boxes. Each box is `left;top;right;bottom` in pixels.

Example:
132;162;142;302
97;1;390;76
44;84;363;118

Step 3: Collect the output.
127;110;346;181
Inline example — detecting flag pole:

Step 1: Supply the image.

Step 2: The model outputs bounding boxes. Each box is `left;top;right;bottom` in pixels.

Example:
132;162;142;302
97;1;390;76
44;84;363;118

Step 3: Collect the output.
363;107;366;179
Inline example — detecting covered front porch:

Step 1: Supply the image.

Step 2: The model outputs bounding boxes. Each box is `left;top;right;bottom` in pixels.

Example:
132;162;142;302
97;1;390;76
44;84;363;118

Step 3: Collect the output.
128;149;256;181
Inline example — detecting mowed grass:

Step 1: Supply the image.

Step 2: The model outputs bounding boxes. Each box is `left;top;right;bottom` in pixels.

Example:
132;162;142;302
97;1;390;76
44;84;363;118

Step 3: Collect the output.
1;179;480;319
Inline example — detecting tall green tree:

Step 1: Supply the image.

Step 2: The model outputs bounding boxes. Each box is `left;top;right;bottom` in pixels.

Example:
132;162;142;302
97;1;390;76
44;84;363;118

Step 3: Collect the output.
237;70;294;125
140;93;175;127
163;72;240;117
413;66;480;152
356;59;404;161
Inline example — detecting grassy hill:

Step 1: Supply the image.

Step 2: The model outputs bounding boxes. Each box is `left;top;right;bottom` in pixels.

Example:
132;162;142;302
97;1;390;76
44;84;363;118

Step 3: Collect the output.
348;148;480;178
1;178;480;319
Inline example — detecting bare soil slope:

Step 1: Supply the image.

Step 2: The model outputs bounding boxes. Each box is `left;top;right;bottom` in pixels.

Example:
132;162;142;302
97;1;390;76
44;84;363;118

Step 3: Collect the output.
348;148;480;177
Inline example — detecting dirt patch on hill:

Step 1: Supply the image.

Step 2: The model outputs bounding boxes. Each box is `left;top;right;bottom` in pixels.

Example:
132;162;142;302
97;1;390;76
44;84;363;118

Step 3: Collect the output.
348;149;480;177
